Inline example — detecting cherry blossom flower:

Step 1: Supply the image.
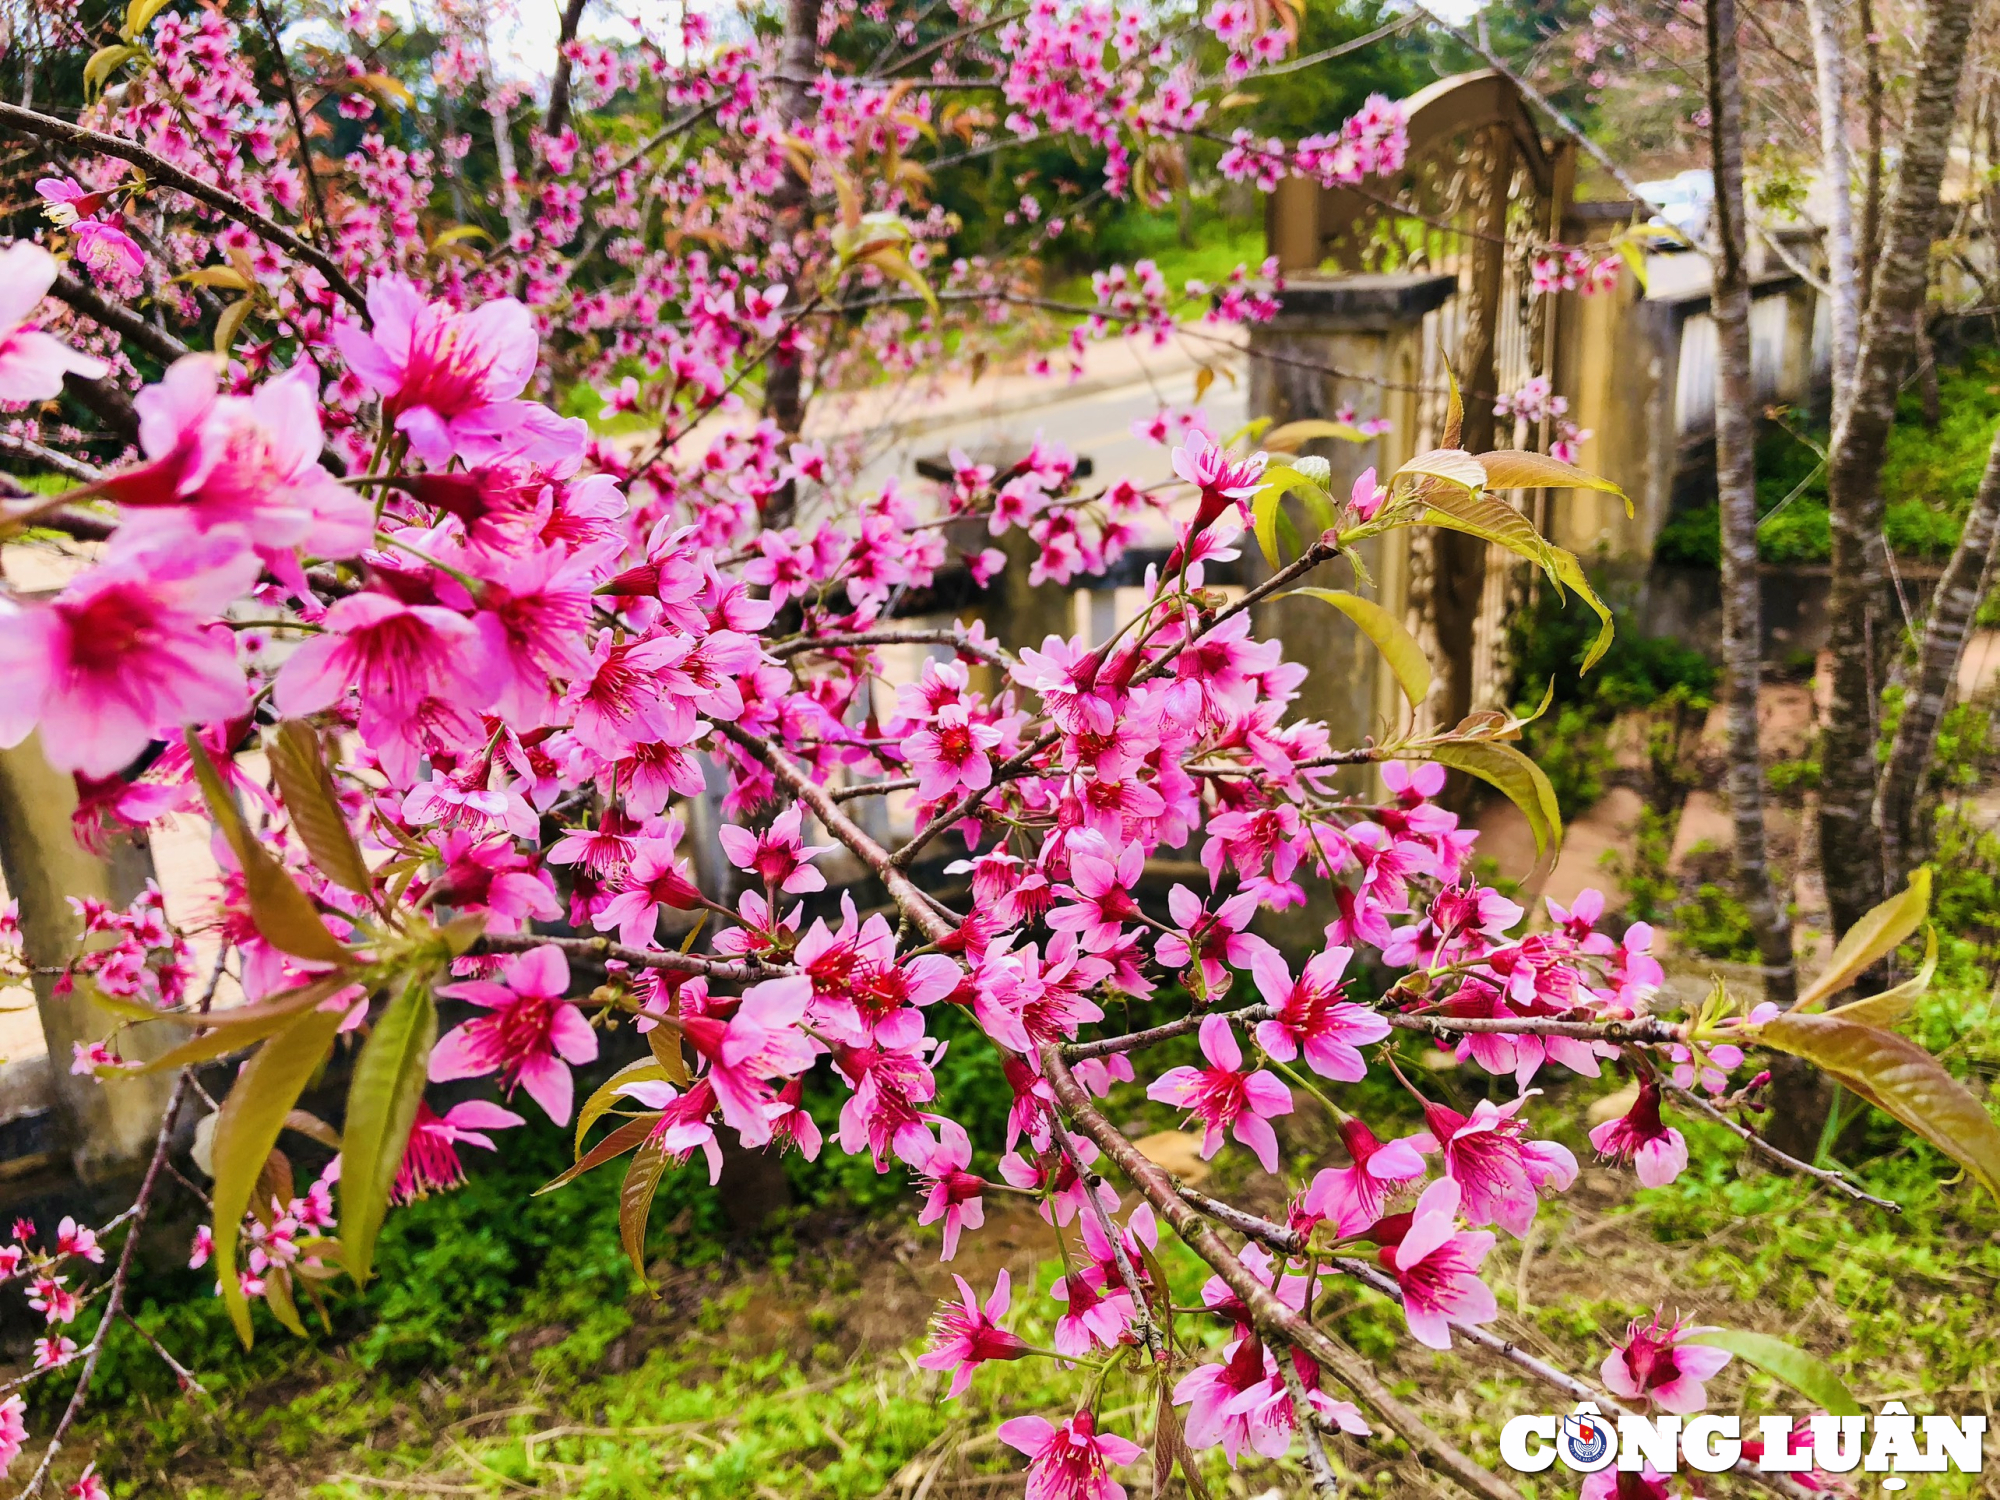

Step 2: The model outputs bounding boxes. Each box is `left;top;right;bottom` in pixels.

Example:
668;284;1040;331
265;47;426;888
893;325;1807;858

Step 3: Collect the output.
593;832;705;947
1581;1464;1677;1500
1303;1118;1429;1237
275;591;491;726
1146;1015;1293;1172
1225;1345;1370;1459
0;530;257;777
0;242;108;400
0;1395;25;1473
333;276;581;466
33;1334;77;1370
905;702;1004;801
718;804;833;894
1375;1177;1497;1350
188;1225;214;1270
1413;1095;1578;1235
1049;1269;1133;1357
433;944;599;1125
679;975;816;1147
67;1464;109;1500
1169;429;1263;553
55;1216;102;1265
1588;1076;1688;1187
1249;947;1389;1081
393;1099;525;1202
1152;884;1270;995
27;1275;77;1324
919;1269;1028;1398
996;1410;1144;1500
1601;1310;1733;1414
1174;1336;1268;1462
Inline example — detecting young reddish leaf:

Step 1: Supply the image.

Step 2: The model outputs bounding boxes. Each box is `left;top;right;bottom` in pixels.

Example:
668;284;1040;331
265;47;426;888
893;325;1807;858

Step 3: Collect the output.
540;1114;660;1195
212;1006;347;1347
1682;1330;1863;1416
341;975;437;1286
1838;926;1938;1030
1796;870;1932;1011
1475;450;1632;514
1416;486;1548;564
1395;448;1487;495
576;1059;675;1155
619;1135;673;1290
1756;1009;2000;1201
647;1022;691;1088
267;720;374;900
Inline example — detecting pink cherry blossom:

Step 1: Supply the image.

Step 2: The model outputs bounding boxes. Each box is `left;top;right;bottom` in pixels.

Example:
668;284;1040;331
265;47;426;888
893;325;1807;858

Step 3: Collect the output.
1601;1310;1733;1414
919;1269;1028;1397
0;530;257;777
1302;1118;1429;1236
55;1216;102;1265
1152;883;1271;995
0;1394;25;1473
1145;1014;1292;1172
275;591;491;725
1174;1336;1268;1462
1589;1076;1688;1187
333;276;580;466
1376;1177;1497;1350
718;804;833;893
393;1099;524;1202
905;702;1004;801
593;832;705;947
1249;947;1389;1080
679;975;816;1147
433;944;599;1125
996;1410;1144;1500
0;242;108;400
1413;1095;1578;1235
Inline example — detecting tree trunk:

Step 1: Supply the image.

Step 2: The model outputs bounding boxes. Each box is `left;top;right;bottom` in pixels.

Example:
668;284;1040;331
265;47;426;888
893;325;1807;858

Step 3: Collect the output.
1874;424;2000;882
1804;0;1860;418
1816;0;1974;942
759;0;827;533
1706;0;1796;1009
1858;0;1885;294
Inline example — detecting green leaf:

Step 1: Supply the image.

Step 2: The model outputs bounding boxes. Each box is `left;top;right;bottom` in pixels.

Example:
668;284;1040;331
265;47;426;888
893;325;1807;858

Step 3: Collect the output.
647;1020;691;1088
576;1059;675;1156
858;245;938;316
1475;449;1632;516
1251;466;1335;567
130;975;358;1073
1755;1009;2000;1202
1440;361;1464;449
123;0;175;38
1796;869;1931;1011
1682;1329;1864;1416
213;298;252;357
1291;586;1431;714
212;1007;346;1346
1544;545;1616;673
83;44;141;101
1263;419;1370;453
261;1266;307;1337
1394;448;1486;495
267;720;374;899
187;733;353;967
1838;926;1938;1029
340;975;436;1286
619;1136;673;1289
539;1115;660;1195
1424;740;1563;857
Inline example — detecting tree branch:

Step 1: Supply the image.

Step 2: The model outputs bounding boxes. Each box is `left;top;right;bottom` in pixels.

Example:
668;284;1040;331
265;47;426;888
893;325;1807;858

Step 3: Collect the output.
49;270;190;365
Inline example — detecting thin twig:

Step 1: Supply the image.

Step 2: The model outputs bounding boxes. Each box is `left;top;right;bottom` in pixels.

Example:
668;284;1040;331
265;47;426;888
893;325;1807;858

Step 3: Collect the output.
1663;1082;1901;1211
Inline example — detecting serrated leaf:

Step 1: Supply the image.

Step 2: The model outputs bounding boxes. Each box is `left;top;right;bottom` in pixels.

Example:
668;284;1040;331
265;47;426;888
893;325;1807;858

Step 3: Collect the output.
213;1006;346;1346
1291;586;1430;715
1395;448;1487;495
214;298;251;356
576;1059;674;1156
340;975;436;1286
1263;418;1370;453
267;721;372;898
1545;544;1615;673
1797;869;1931;1011
1682;1329;1862;1416
1475;449;1631;516
1838;926;1937;1029
187;733;352;968
539;1114;659;1195
84;44;141;101
1756;1009;2000;1201
1414;487;1547;566
620;1136;672;1289
1424;740;1562;857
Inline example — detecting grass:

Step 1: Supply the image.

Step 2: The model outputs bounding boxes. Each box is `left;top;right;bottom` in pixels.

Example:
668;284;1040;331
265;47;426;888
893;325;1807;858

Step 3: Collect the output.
61;953;2000;1498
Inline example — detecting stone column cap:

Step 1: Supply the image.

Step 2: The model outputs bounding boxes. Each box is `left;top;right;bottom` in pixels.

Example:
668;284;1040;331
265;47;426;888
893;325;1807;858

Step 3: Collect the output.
1260;272;1458;330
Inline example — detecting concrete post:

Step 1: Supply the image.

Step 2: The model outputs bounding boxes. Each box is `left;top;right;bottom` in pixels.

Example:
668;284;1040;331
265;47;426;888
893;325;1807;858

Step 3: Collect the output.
1246;273;1457;754
0;735;177;1182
